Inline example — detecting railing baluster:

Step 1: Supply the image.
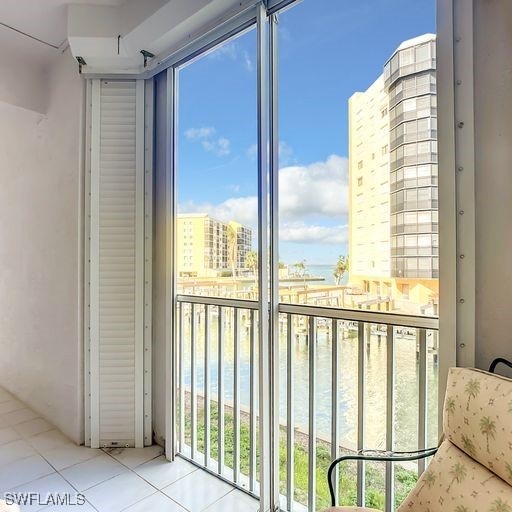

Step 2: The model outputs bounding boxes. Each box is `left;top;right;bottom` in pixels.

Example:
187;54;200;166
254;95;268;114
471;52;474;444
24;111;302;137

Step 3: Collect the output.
191;304;197;459
179;302;185;451
357;321;366;507
233;308;241;483
418;328;428;475
218;306;225;475
249;309;257;492
287;314;295;511
385;325;395;512
204;304;211;468
331;319;339;505
307;316;316;512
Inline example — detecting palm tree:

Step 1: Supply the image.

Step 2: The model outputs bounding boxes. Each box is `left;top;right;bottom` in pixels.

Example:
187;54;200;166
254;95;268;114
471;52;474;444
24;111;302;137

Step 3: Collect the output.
479;416;496;453
333;255;349;285
461;434;476;457
294;260;306;277
506;462;512;481
490;498;512;512
445;396;456;427
455;506;470;512
227;224;238;279
464;378;481;411
245;250;258;278
415;469;436;497
508;399;512;413
447;462;467;493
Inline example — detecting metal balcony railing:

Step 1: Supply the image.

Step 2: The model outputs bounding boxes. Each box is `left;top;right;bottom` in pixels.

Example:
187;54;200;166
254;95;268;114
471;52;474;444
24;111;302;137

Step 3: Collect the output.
176;295;439;511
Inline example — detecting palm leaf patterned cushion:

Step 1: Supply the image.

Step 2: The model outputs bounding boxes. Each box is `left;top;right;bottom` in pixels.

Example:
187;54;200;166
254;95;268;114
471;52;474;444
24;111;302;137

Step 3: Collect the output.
443;367;512;487
397;439;512;512
397;367;512;512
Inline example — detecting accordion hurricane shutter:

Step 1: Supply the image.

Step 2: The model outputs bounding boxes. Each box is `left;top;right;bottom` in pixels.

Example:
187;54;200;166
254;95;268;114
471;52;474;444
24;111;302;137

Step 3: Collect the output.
89;80;145;448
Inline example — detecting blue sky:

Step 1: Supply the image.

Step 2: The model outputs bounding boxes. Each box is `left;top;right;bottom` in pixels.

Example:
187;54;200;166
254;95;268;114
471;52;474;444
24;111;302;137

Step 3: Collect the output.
177;0;435;265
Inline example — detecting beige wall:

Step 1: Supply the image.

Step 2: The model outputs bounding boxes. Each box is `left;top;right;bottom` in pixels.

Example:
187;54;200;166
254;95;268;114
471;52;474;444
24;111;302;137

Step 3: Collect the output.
349;76;391;279
0;51;84;442
177;215;207;277
473;0;512;371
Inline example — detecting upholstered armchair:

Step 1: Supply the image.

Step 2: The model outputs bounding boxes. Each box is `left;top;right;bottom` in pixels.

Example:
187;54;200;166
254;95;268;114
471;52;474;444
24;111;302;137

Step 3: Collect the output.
325;367;512;511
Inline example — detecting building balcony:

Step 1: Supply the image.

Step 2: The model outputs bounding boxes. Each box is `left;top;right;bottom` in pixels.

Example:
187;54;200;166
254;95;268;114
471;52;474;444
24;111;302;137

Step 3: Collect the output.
0;0;510;511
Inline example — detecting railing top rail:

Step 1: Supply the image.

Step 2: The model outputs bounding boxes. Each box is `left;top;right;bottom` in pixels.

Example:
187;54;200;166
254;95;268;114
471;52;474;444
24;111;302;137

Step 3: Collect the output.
278;303;439;330
176;294;439;330
176;294;259;310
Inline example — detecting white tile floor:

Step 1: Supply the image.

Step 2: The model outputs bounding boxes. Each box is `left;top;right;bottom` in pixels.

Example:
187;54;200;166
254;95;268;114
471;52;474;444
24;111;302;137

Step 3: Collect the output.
0;389;259;511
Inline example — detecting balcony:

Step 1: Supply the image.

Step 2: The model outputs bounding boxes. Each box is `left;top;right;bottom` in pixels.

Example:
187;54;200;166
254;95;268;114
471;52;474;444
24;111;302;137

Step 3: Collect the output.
1;0;509;511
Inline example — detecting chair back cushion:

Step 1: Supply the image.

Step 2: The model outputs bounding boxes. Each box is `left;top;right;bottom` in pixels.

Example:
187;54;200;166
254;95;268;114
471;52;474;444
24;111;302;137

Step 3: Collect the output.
397;439;512;511
443;367;512;486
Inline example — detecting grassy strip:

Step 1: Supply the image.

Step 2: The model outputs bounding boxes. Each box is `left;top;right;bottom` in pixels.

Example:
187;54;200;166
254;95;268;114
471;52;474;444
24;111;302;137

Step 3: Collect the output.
184;400;418;510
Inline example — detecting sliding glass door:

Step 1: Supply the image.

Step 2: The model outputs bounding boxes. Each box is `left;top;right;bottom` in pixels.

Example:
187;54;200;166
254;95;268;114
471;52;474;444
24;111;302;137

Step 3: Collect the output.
174;27;262;493
167;1;438;511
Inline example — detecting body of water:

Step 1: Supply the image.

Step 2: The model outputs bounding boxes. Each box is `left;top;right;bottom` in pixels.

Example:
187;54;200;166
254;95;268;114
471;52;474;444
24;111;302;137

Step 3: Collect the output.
304;264;349;286
181;309;439;452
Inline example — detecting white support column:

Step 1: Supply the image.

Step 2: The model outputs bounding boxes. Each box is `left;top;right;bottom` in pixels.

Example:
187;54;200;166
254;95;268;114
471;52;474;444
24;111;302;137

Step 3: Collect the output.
165;67;178;461
437;0;475;432
84;79;93;448
452;0;476;368
256;3;273;510
89;79;101;449
143;78;155;446
269;11;281;510
135;79;146;448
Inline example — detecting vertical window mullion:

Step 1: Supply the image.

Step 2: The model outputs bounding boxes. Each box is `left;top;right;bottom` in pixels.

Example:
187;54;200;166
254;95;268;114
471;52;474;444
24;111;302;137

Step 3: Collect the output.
257;3;272;511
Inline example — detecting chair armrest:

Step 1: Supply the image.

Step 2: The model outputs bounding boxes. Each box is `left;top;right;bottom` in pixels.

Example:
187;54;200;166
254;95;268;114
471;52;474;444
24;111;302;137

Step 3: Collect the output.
489;357;512;373
327;447;438;507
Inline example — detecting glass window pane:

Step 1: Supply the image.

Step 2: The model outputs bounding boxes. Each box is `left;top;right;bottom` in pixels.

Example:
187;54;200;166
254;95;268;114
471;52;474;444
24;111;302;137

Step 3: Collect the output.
176;31;258;298
416;43;430;61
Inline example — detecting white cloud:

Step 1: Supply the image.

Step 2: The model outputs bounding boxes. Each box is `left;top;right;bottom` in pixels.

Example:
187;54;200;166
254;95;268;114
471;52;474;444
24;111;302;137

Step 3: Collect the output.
247;143;257;159
186;127;231;157
278;141;296;166
185;127;216;140
279;155;348;219
179;196;258;229
280;222;348;244
208;43;237;60
246;140;296;166
201;140;214;151
207;42;253;73
217;137;231;156
179;155;348;245
243;51;254;72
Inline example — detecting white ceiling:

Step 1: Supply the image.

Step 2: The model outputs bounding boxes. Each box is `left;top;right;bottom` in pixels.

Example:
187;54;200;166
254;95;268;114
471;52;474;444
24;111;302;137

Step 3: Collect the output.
0;0;125;55
1;0;255;75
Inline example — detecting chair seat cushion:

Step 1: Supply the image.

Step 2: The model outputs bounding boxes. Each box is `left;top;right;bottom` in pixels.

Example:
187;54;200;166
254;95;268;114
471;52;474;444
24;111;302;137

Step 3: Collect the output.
323;508;381;512
397;439;512;511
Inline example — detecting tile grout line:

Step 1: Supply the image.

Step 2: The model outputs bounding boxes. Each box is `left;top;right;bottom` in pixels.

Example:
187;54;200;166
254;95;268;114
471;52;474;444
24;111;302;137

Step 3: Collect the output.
199;488;235;512
1;427;101;512
1;399;247;512
99;449;199;512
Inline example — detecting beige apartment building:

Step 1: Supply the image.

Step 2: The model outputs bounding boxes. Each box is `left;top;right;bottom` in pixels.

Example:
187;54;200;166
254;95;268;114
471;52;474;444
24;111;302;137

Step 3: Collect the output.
228;220;253;272
348;34;438;315
177;214;252;278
